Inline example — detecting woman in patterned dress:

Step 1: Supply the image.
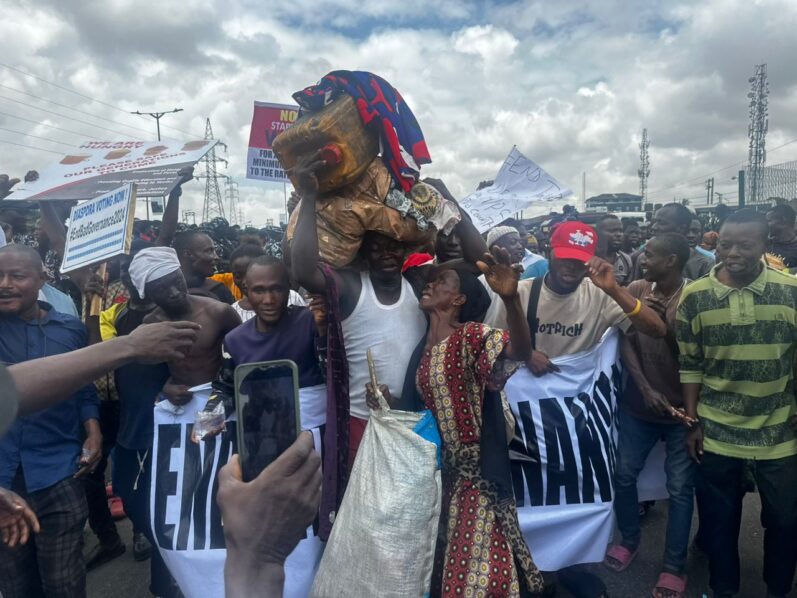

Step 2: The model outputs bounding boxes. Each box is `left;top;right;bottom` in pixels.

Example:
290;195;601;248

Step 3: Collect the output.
406;247;546;597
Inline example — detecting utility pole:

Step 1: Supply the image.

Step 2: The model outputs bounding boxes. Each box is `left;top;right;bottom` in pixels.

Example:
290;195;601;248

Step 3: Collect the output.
746;64;769;204
182;210;196;225
131;107;183;219
706;177;714;204
638;128;650;204
130;108;183;142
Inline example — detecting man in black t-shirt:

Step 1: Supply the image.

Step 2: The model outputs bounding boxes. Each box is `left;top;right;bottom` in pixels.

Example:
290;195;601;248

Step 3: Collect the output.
767;204;797;269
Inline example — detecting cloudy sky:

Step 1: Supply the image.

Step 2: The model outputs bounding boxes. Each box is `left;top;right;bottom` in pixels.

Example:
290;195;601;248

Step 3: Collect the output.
1;0;796;225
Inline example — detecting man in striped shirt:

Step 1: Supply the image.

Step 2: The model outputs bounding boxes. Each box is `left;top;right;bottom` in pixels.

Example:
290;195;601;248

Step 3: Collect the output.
677;209;797;598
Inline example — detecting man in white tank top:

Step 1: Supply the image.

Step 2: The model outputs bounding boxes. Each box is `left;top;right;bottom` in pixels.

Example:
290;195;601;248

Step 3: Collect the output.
290;162;489;465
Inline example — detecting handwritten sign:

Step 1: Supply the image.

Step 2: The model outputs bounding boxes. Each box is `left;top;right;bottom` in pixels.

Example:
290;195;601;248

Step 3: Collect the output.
6;140;216;201
246;101;298;183
60;183;136;273
460;147;572;233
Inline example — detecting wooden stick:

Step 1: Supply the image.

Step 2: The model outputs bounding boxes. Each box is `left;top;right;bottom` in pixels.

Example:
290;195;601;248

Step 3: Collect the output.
89;262;107;317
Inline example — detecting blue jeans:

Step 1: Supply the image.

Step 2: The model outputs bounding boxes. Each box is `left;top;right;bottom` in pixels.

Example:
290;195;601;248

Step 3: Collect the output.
613;410;695;574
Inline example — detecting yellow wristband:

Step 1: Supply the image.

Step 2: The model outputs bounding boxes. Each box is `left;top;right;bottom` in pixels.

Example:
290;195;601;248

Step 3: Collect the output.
627;298;642;317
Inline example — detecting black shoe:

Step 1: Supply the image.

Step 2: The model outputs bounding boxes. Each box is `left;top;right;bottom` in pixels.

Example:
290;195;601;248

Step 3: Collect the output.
86;540;126;571
133;532;152;561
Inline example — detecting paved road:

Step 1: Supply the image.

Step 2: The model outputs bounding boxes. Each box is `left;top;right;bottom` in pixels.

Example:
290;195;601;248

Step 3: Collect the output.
87;494;777;598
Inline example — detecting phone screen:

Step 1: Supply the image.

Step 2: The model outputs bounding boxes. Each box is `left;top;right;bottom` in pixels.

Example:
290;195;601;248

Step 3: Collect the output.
235;362;299;482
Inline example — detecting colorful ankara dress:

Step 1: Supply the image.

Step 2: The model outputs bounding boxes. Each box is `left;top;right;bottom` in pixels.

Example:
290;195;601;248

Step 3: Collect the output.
418;322;544;598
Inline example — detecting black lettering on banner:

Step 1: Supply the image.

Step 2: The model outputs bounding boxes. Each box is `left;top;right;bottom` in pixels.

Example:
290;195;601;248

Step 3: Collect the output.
210;422;236;549
510;400;543;507
176;426;200;550
540;399;580;505
566;394;613;503
154;423;181;548
192;434;217;550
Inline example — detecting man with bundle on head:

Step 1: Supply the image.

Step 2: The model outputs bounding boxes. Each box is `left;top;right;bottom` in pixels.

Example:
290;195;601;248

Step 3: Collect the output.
286;70;487;540
129;247;240;411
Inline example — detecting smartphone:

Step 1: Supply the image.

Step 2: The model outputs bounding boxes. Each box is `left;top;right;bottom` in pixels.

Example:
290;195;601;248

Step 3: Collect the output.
234;360;300;482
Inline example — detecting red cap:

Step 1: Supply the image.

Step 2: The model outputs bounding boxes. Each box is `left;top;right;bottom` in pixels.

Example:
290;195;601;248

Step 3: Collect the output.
401;253;434;272
550;221;597;262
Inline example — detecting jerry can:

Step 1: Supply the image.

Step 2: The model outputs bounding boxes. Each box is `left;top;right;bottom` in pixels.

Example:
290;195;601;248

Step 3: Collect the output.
273;94;380;193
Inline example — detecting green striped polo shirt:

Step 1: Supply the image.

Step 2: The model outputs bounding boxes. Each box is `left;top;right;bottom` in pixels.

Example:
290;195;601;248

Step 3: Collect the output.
676;264;797;459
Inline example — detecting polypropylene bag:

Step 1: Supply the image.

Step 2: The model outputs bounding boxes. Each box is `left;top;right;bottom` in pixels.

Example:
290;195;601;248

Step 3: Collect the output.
310;405;442;598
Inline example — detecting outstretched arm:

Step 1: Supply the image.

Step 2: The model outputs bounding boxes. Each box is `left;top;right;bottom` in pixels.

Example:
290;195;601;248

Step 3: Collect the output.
156;166;194;247
587;257;666;338
11;321;200;415
477;247;531;361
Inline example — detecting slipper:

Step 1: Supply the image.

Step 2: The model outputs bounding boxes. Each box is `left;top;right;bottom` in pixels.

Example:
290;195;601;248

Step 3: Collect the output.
603;544;639;572
651;572;687;598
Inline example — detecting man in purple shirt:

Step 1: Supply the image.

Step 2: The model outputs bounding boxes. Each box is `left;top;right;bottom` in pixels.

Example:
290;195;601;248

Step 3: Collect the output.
213;256;326;430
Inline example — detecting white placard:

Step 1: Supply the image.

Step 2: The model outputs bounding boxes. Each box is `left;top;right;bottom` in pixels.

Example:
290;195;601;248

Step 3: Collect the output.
60;183;136;273
460;146;573;233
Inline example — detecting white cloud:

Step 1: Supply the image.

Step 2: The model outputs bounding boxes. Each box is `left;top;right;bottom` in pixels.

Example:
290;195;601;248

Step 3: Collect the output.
1;0;797;226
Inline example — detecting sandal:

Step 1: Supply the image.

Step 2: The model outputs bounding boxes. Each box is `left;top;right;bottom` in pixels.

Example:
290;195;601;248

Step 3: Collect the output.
651;572;687;598
603;544;639;572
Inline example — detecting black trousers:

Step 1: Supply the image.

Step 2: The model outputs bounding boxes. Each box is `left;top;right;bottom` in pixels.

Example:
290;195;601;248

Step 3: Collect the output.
84;401;121;547
696;450;797;596
0;474;89;598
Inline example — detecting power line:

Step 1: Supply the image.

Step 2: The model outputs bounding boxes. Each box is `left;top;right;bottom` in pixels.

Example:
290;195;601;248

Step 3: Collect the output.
646;137;797;200
0;94;143;139
0;126;76;147
0;83;157;137
0;139;64;155
0;110;103;140
0;62;202;139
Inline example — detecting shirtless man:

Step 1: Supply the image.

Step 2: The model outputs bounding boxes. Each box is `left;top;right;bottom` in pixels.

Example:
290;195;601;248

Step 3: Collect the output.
129;247;240;407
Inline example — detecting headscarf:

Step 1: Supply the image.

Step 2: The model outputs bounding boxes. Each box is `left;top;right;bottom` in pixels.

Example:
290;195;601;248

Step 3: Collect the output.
486;226;518;249
128;246;182;298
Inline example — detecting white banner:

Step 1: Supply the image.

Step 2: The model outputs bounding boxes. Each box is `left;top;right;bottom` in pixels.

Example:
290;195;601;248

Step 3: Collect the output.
60;183;136;273
150;389;323;598
6;139;216;201
505;331;667;571
459;146;572;233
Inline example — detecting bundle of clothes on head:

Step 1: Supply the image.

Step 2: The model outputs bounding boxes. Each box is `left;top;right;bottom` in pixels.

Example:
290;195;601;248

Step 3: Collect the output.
284;70;460;268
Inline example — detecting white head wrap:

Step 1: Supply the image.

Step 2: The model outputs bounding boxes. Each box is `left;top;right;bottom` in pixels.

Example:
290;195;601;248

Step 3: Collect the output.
129;246;182;298
0;225;6;249
486;225;518;249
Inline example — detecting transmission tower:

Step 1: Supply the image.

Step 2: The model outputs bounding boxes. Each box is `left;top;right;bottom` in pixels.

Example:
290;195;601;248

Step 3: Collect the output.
225;178;240;226
200;118;227;222
638;128;650;202
747;63;769;204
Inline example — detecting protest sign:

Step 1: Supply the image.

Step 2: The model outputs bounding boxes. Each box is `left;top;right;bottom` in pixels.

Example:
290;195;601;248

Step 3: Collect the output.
460;147;573;233
5;139;216;202
60;183;136;273
505;331;667;571
150;389;323;598
246;101;298;182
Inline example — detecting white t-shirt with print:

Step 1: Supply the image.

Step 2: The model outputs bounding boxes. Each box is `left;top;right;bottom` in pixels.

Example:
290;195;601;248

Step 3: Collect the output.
482;276;631;359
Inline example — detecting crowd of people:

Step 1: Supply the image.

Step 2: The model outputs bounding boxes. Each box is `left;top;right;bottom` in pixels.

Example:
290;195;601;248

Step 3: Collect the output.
1;74;797;598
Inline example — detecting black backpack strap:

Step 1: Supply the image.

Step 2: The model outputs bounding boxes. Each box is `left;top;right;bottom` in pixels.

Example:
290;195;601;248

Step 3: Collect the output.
526;277;544;350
